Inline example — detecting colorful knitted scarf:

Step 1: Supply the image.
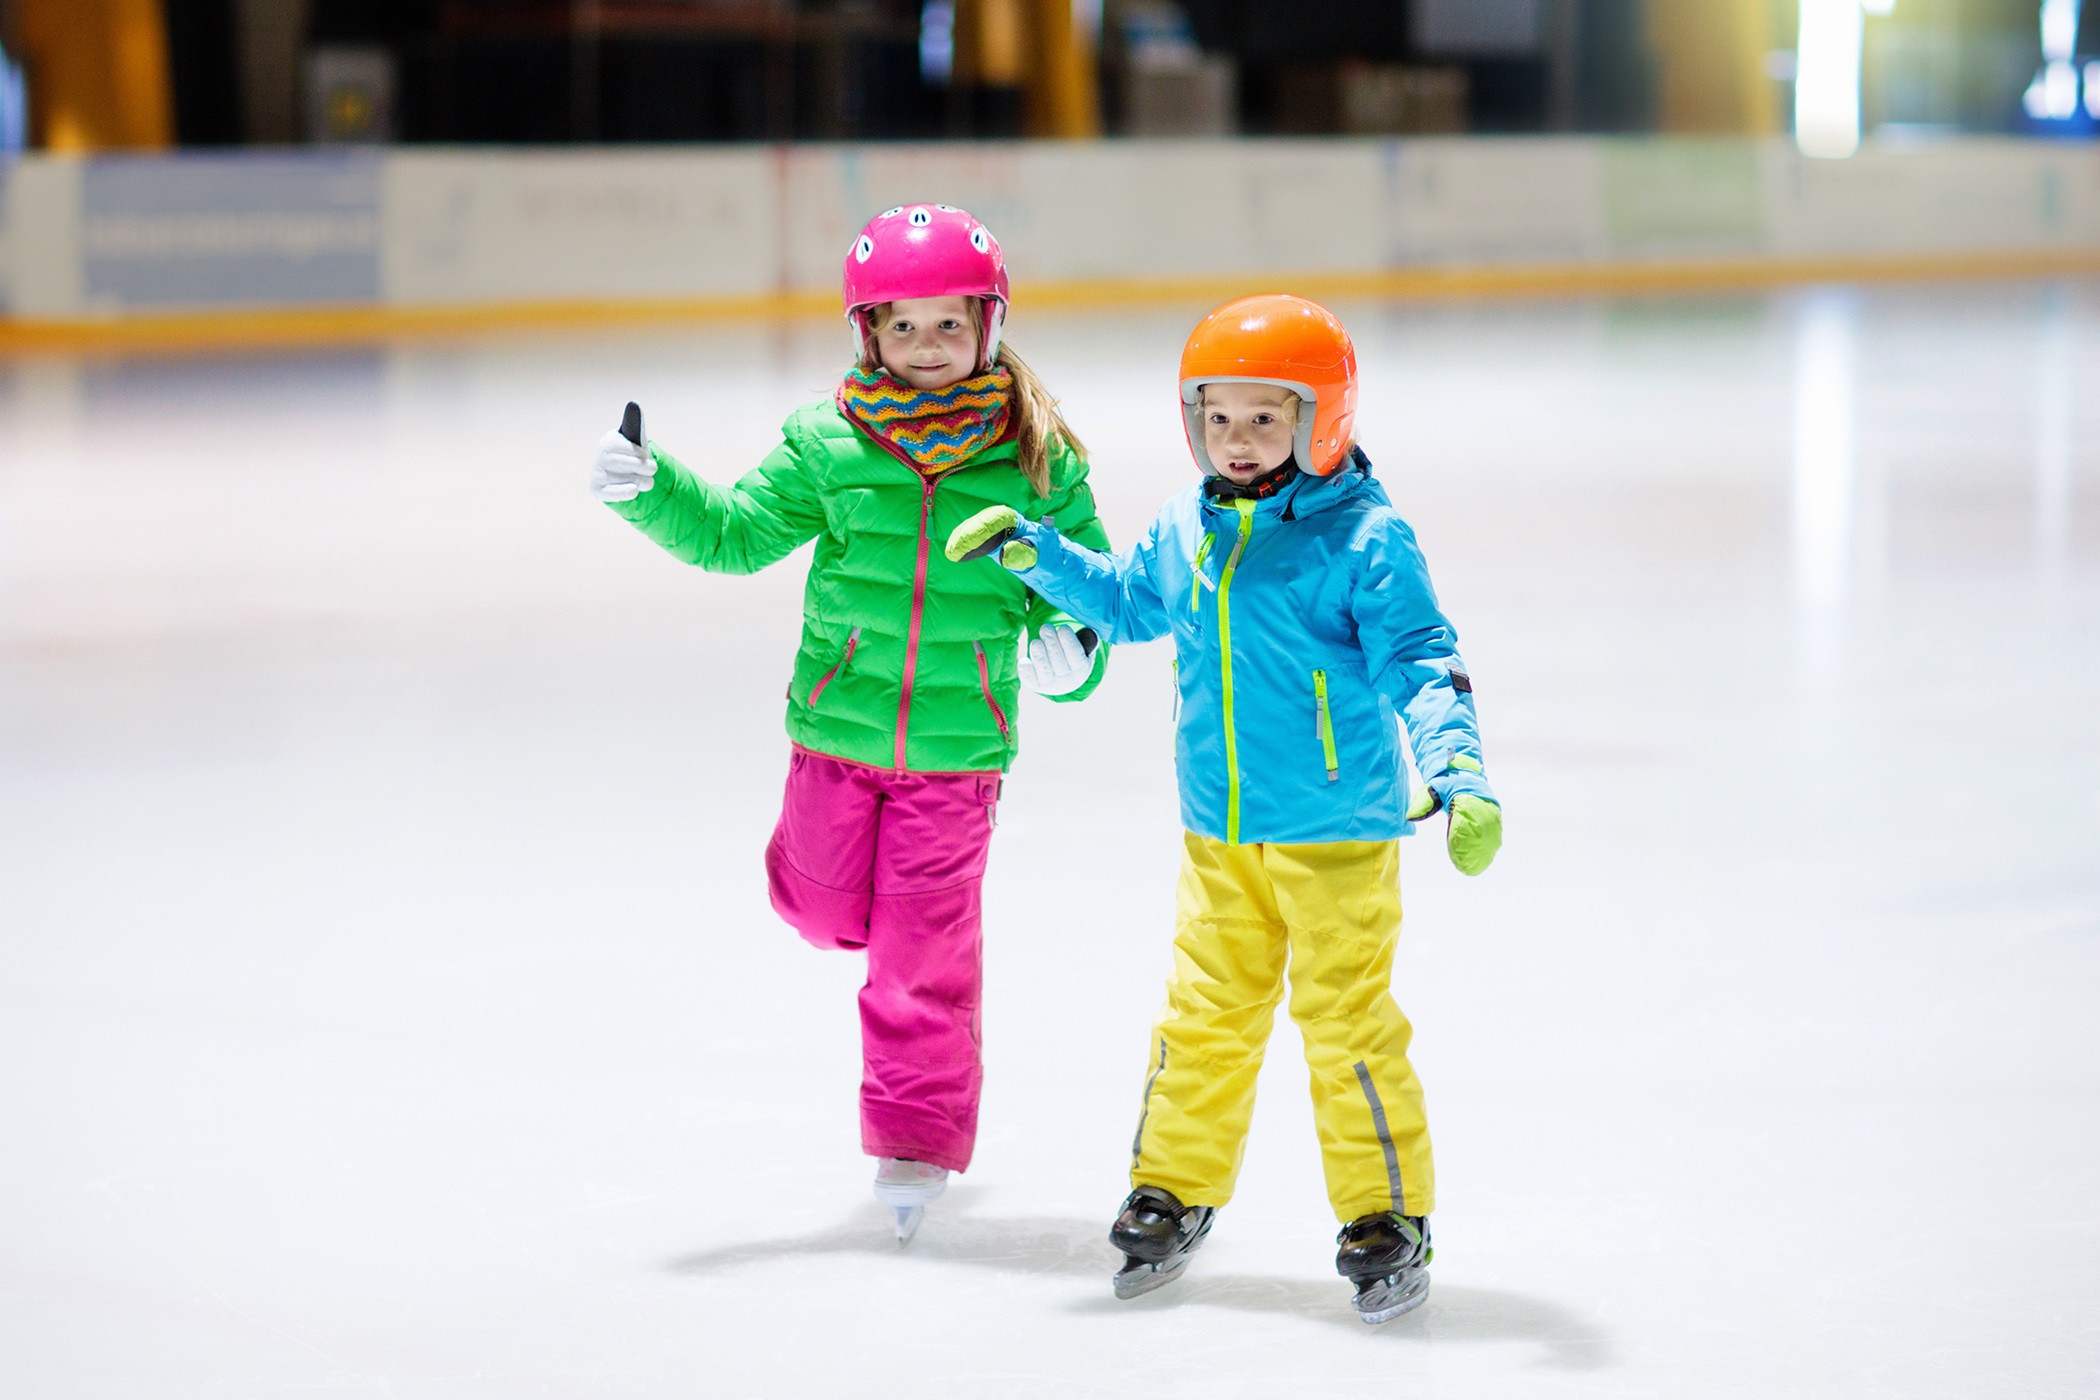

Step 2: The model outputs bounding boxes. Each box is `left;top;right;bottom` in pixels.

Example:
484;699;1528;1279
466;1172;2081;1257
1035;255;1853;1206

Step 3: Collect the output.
838;366;1014;471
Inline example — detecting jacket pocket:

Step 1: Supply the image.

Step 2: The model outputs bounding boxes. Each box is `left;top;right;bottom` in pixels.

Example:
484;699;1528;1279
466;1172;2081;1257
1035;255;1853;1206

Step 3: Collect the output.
807;627;860;707
1312;668;1339;783
972;640;1012;745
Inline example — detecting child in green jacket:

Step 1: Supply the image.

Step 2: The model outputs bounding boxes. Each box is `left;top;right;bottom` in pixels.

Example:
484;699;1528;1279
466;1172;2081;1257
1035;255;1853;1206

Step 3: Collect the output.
588;205;1110;1242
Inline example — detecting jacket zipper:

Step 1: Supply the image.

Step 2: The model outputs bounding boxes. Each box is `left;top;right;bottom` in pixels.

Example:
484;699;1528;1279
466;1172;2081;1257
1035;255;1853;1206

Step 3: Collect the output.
894;474;940;770
972;640;1011;744
807;626;861;707
1312;668;1339;783
1218;499;1255;843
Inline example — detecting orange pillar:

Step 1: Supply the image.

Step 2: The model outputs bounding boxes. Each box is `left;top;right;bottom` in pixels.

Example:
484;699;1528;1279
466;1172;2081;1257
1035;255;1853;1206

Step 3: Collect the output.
954;0;1027;89
956;0;1100;137
17;0;176;151
1022;0;1100;138
1648;0;1778;135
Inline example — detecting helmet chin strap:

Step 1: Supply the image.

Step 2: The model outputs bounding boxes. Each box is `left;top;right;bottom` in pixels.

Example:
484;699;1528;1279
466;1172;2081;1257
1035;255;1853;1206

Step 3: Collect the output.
1204;459;1302;501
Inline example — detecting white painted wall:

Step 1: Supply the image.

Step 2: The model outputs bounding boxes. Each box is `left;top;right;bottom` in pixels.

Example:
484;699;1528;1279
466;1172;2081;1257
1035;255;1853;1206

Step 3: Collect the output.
4;137;2097;318
380;149;781;305
1;158;86;317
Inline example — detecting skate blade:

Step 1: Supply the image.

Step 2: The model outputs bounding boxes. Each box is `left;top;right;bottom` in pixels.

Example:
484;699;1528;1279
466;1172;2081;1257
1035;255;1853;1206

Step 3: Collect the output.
872;1178;948;1210
1352;1269;1430;1325
1112;1254;1191;1300
891;1205;925;1245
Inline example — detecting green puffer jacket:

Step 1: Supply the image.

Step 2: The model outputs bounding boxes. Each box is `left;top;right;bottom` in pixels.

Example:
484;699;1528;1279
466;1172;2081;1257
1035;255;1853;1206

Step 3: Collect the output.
609;399;1111;774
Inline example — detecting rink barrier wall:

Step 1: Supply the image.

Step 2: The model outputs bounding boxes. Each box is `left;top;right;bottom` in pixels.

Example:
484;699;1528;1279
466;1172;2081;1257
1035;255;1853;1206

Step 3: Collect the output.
3;137;2097;352
5;249;2100;355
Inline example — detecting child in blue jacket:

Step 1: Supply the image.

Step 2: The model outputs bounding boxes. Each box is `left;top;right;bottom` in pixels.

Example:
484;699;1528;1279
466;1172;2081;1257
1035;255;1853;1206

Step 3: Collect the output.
945;294;1502;1324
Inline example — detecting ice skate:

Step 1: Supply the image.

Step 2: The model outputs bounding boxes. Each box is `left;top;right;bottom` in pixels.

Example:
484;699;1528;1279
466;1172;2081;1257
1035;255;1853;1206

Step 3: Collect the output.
1335;1212;1432;1324
1109;1186;1216;1298
871;1158;948;1244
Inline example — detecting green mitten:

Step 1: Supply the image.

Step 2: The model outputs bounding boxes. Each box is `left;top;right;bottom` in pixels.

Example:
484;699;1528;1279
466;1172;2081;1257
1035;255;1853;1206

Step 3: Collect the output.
1446;795;1502;876
944;506;1037;570
1409;754;1501;876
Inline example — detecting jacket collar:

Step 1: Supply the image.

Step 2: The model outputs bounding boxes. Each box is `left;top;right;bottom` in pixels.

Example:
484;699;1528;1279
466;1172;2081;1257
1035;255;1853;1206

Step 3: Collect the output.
1201;446;1375;524
833;397;1019;478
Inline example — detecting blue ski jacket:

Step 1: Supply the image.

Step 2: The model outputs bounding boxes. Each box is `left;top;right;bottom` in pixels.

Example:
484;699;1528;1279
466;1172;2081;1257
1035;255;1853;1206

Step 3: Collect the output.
1005;449;1492;846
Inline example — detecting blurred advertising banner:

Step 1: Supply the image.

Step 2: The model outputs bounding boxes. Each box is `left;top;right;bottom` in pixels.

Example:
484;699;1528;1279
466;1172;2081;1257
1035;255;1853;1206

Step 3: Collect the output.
80;153;380;309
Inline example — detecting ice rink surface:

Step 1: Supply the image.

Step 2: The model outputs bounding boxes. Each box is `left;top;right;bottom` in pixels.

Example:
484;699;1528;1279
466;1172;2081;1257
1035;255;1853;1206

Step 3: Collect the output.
3;282;2097;1398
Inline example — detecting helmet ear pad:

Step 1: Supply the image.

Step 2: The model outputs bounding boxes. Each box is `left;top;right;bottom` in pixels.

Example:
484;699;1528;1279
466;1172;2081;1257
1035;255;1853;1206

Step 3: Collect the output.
979;299;1005;370
1180;376;1327;477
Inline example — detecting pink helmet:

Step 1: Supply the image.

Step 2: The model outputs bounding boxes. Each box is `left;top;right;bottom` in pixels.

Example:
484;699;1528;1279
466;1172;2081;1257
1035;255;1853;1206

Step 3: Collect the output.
842;204;1009;371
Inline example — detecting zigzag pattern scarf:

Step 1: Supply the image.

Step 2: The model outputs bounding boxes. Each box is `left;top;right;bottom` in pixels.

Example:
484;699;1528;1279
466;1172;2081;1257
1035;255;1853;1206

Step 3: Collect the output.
838;366;1014;471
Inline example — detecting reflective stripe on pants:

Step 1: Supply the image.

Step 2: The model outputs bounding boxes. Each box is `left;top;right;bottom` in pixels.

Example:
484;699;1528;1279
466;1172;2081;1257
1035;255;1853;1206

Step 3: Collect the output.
1128;831;1434;1222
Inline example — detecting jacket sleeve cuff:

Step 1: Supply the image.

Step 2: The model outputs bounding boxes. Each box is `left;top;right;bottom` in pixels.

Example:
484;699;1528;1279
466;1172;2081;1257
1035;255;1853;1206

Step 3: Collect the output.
1039;610;1109;703
1425;755;1496;807
1008;517;1053;569
606;443;677;522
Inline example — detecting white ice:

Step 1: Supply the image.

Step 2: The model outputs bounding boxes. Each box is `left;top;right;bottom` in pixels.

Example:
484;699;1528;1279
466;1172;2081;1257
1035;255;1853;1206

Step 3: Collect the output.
2;283;2097;1398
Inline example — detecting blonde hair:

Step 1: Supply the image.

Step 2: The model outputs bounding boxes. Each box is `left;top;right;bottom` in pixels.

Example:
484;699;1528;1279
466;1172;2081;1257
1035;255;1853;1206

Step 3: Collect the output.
860;300;1086;496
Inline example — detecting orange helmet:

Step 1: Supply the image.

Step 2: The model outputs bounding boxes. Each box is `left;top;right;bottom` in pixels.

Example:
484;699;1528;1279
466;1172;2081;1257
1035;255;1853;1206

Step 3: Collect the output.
1180;294;1359;477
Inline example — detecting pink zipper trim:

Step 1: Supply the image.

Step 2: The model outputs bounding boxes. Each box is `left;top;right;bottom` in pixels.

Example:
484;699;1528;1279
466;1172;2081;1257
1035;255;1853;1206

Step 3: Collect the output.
807;627;860;707
838;385;933;473
895;475;939;770
973;641;1011;744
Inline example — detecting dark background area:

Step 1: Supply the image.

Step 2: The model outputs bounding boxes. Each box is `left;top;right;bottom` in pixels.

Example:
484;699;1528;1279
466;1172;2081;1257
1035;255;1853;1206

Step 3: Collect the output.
150;0;2074;147
1181;0;1559;133
163;0;245;145
160;0;1571;144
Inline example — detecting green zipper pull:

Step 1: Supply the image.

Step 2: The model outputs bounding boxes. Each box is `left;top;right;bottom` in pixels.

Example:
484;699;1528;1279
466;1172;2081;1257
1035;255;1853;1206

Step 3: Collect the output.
1313;669;1339;783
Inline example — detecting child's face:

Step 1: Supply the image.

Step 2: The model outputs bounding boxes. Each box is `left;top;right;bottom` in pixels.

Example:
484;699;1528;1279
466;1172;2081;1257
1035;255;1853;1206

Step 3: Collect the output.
872;296;982;390
1200;383;1300;485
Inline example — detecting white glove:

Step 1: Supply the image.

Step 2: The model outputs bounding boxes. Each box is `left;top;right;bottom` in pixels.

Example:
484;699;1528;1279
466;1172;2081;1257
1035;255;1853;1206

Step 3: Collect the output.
590;428;656;503
1019;624;1093;697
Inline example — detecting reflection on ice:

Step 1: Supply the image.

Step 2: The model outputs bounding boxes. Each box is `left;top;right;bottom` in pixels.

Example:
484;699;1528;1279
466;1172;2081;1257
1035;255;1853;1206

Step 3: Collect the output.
2036;294;2075;564
1790;289;1857;686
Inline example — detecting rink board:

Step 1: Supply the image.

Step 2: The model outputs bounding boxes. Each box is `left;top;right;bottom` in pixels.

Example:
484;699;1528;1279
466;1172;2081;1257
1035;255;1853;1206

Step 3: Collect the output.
3;137;2099;329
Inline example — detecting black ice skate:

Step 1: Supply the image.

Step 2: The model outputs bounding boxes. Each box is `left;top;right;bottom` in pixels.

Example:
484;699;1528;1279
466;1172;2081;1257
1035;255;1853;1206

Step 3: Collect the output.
1335;1212;1432;1324
1109;1186;1215;1299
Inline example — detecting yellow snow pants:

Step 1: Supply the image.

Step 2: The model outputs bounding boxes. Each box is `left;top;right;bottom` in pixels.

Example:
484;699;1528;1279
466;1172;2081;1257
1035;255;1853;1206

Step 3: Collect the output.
1128;832;1434;1222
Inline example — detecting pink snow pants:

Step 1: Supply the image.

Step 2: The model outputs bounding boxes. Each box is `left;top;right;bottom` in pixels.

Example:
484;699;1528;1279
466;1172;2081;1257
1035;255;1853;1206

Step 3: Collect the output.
764;745;999;1174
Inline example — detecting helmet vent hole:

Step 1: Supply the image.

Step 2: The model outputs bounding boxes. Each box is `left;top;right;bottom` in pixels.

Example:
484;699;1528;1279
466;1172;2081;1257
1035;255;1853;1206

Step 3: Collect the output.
909;208;932;226
854;236;875;262
970;228;989;252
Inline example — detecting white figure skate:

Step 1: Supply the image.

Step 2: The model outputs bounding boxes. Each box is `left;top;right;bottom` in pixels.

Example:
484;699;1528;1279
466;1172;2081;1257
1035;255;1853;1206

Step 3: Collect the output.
872;1158;949;1244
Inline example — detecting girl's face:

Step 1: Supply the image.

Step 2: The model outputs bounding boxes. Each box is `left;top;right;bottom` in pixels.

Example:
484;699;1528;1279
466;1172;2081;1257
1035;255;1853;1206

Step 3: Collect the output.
1200;383;1300;485
871;296;982;390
